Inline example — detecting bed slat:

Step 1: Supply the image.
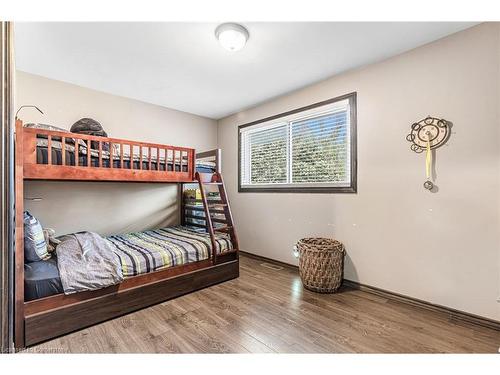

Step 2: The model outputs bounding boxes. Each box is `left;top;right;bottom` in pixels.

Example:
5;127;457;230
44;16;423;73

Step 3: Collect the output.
98;141;102;168
62;137;66;166
47;135;52;165
74;139;79;167
87;139;91;167
120;143;124;169
109;141;113;169
139;145;142;170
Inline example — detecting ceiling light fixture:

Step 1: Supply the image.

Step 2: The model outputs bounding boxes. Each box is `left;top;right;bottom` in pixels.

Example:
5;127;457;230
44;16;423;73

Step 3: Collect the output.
215;23;249;52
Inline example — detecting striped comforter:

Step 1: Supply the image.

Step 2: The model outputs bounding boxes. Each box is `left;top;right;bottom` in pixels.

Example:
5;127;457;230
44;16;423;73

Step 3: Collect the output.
107;226;233;278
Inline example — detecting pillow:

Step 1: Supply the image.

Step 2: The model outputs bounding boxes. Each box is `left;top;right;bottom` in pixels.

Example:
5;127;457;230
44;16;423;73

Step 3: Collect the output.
25;122;69;133
23;211;51;262
25;123;87;148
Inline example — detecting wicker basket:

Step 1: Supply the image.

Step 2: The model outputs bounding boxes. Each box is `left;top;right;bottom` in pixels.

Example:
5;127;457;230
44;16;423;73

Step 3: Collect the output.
297;237;345;293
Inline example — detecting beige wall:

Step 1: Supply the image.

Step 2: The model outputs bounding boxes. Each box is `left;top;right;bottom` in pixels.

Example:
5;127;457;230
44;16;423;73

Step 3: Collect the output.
218;23;500;320
17;71;217;235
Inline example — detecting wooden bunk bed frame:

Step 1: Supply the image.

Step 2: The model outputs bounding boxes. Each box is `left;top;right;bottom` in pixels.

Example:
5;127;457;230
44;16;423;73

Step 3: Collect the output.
14;120;239;348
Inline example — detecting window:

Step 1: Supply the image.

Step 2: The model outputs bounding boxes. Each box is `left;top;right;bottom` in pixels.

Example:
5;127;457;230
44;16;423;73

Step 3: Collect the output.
239;93;357;193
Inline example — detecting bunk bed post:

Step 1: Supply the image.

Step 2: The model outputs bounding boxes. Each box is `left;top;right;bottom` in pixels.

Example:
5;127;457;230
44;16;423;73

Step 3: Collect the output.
215;148;222;174
14;119;25;349
180;182;186;226
190;149;196;179
195;172;218;264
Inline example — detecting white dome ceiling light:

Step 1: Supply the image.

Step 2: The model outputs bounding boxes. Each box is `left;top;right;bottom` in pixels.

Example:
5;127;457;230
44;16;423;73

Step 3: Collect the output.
215;23;249;52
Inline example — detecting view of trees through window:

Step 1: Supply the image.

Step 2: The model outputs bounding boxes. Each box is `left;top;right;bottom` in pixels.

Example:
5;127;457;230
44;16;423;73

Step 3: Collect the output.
291;111;348;183
248;110;349;185
249;124;287;184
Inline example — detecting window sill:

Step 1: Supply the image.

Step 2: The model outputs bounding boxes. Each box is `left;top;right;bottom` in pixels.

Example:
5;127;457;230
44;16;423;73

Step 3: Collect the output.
237;186;357;194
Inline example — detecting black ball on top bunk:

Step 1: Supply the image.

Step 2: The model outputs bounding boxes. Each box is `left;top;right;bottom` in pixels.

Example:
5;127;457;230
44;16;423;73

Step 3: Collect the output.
71;118;108;150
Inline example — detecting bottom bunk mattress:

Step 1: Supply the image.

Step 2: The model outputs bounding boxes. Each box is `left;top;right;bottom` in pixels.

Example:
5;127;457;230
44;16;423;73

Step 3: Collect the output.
24;258;64;301
107;226;233;278
24;226;233;301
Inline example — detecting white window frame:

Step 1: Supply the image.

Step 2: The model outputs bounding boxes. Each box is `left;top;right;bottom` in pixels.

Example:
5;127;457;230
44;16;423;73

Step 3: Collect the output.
238;93;357;193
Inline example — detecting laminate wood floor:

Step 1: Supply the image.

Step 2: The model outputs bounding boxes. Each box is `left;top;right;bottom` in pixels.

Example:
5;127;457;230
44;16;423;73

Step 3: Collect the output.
30;254;500;353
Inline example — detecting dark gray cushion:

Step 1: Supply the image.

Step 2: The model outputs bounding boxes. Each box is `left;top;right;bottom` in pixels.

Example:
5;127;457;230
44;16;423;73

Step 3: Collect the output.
70;118;108;150
70;118;107;137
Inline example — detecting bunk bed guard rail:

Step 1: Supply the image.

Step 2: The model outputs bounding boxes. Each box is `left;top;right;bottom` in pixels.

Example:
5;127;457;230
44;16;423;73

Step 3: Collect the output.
16;120;196;182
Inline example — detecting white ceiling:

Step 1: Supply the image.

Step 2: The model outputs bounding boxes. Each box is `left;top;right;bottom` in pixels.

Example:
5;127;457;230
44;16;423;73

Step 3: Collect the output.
15;22;476;119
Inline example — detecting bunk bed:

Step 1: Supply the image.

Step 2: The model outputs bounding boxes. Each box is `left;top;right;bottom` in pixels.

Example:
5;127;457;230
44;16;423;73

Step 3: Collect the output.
14;120;239;348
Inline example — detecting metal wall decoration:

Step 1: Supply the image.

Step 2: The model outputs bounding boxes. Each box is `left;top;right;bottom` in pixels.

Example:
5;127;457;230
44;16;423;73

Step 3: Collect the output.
406;116;451;191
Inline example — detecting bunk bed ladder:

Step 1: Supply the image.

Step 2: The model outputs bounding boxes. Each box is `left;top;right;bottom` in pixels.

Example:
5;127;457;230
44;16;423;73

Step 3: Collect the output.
212;172;239;252
194;172;239;264
195;172;218;264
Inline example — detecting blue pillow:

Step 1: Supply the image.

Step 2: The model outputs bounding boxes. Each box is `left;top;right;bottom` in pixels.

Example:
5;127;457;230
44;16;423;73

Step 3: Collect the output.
23;211;50;262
